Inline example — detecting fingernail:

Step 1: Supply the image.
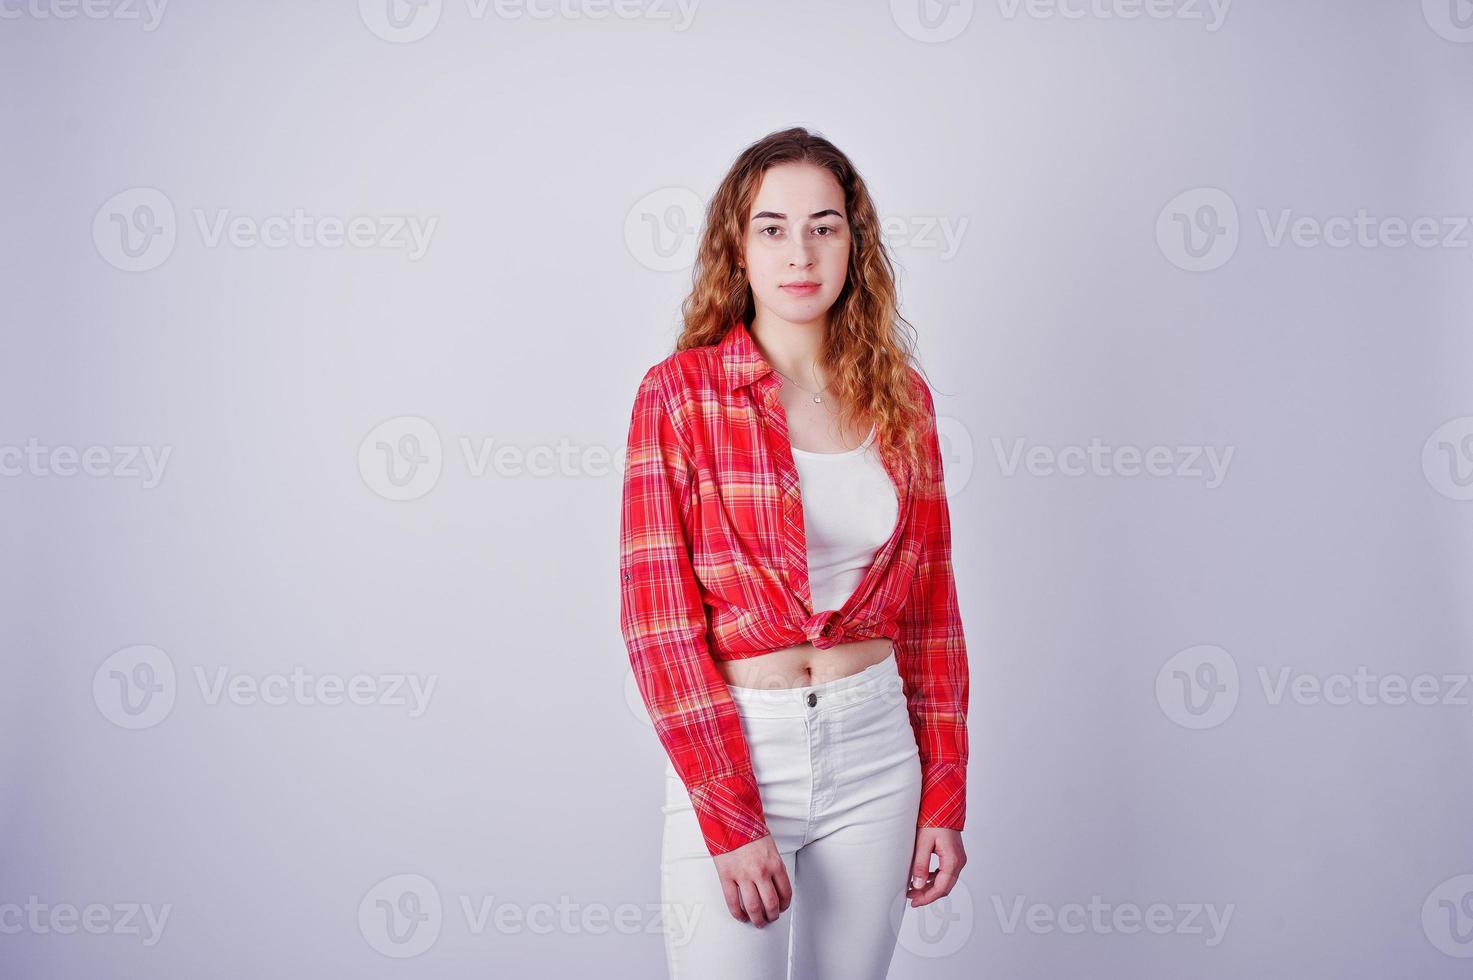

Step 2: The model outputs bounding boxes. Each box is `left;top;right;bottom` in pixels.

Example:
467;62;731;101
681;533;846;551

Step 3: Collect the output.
911;876;924;889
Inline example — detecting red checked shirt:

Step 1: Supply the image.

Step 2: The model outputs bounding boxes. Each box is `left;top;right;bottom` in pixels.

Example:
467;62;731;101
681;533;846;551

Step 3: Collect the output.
618;319;970;858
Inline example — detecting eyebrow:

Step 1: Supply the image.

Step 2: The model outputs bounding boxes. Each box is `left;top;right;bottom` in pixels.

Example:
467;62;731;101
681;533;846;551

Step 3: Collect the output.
750;209;846;222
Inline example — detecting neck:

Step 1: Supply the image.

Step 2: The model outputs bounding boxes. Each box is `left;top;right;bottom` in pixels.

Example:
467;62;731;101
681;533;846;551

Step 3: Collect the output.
748;311;827;385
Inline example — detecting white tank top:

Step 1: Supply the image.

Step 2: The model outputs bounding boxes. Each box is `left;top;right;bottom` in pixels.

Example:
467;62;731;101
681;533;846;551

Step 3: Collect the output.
790;423;899;613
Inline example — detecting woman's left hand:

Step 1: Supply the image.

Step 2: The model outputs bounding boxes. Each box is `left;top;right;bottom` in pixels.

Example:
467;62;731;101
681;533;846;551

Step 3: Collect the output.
907;827;966;908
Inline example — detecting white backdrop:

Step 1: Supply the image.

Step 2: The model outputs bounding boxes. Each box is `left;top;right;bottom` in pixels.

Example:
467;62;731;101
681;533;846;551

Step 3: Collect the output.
4;0;1473;977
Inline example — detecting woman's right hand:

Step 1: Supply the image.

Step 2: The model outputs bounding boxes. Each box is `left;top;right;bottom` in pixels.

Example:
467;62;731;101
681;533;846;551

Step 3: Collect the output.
712;834;792;927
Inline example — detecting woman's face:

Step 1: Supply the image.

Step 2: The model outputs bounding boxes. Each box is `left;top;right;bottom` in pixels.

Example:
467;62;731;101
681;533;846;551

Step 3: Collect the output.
742;162;851;328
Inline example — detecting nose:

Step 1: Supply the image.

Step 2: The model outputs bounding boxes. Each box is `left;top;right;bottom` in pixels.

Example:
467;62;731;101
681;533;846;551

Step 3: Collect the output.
788;246;815;269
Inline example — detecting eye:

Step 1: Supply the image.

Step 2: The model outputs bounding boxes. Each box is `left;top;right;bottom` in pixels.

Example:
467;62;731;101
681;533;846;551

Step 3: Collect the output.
759;226;784;238
813;225;837;237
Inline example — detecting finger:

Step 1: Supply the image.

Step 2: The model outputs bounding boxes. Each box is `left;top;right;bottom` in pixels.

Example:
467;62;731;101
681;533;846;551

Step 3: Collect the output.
908;873;937;907
721;876;748;922
908;843;934;895
911;868;958;906
739;878;770;928
755;874;783;924
773;860;794;912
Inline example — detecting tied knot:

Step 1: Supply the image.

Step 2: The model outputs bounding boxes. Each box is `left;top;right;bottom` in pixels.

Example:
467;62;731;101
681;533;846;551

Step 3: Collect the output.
803;612;842;649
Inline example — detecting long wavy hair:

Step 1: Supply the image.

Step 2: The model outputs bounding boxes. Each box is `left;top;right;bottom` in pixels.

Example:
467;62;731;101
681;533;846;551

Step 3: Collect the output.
674;126;938;485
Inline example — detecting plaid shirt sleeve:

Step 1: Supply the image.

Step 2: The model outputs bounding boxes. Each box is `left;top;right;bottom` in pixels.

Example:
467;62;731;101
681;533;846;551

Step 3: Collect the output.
618;364;772;857
894;380;971;831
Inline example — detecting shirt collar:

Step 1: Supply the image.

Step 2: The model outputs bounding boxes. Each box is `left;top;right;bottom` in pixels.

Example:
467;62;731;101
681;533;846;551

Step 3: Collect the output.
718;319;774;393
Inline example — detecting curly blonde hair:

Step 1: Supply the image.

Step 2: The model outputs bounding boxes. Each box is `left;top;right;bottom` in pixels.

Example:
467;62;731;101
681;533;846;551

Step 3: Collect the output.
674;126;940;483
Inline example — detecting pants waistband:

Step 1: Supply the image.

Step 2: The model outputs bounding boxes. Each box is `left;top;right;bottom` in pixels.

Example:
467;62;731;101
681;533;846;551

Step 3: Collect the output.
724;648;905;718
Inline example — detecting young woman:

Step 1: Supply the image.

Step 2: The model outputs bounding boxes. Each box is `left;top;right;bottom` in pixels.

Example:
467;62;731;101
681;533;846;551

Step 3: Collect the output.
618;127;970;979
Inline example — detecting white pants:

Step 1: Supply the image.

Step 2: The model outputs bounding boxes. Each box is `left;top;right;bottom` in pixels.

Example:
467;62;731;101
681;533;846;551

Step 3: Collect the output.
659;649;924;979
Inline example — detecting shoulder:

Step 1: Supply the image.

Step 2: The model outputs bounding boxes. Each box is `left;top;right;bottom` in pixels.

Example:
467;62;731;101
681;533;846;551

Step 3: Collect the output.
634;341;722;406
904;364;936;415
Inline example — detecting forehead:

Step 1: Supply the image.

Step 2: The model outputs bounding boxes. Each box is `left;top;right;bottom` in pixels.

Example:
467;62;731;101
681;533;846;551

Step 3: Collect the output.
749;163;845;216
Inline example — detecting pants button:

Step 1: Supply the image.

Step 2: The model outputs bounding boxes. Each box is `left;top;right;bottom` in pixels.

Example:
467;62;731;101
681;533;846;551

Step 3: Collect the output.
807;692;817;707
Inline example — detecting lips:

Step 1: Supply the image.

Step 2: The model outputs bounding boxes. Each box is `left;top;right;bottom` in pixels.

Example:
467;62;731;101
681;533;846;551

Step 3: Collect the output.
780;282;820;295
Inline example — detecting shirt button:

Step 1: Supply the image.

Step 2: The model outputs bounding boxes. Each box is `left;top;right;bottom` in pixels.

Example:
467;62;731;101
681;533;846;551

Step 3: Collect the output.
807;692;817;707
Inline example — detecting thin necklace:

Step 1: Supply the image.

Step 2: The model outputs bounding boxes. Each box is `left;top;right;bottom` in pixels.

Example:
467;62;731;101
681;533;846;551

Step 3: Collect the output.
771;366;830;404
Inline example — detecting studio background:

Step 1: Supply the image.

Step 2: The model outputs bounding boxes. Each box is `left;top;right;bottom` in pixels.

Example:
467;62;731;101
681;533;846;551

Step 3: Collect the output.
4;1;1471;977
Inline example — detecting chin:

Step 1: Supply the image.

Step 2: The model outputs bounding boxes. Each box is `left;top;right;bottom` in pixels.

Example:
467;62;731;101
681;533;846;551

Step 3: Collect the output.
765;294;837;323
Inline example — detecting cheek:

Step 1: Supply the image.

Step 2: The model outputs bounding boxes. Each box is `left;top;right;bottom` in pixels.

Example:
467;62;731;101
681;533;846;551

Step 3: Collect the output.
823;244;851;280
745;252;777;284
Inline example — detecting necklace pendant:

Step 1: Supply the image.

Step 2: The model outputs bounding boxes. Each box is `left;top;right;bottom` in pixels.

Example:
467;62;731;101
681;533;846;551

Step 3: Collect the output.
813;393;823;404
